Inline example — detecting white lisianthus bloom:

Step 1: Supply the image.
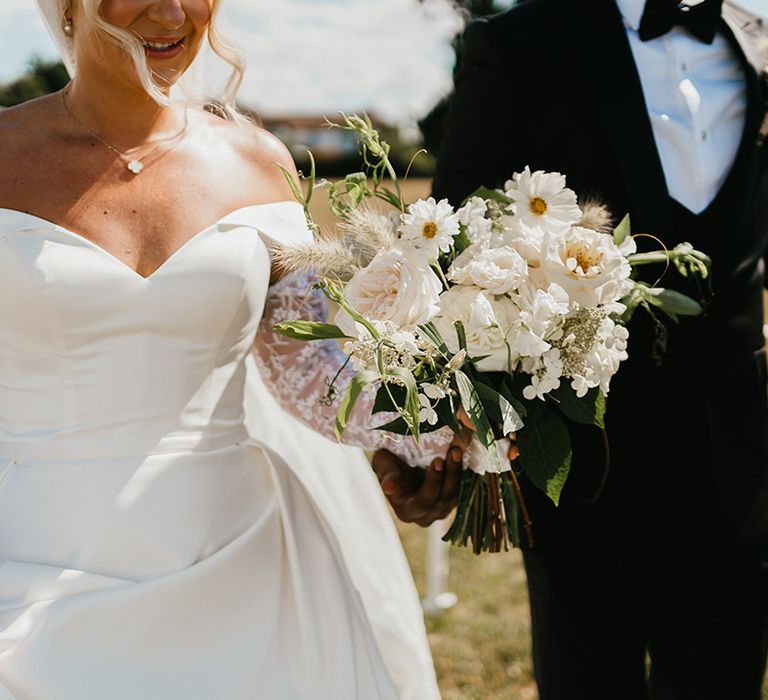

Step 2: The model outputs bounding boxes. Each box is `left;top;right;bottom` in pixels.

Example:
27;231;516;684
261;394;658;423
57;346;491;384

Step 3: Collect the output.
499;213;548;271
399;197;460;260
515;281;570;338
457;197;493;244
540;227;633;309
504;167;582;235
335;250;442;337
448;245;529;295
432;285;518;372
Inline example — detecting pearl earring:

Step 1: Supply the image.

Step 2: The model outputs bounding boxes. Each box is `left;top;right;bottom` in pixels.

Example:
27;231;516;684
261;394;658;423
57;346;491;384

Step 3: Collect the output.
63;18;73;36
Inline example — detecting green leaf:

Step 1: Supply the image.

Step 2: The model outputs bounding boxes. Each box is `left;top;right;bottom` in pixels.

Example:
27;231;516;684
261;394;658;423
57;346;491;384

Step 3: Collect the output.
277;163;306;206
454;320;468;353
303;150;317;207
473;381;525;435
336;371;378;440
385;368;421;442
465;186;510;206
372;383;406;414
453;225;472;255
455;371;502;472
272;321;350;341
550;385;606;429
613;214;631;246
517;409;572;506
418;322;451;358
647;288;703;317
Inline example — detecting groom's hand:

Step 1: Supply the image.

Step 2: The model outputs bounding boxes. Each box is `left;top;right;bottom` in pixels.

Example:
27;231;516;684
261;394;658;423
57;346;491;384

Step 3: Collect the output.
371;444;464;527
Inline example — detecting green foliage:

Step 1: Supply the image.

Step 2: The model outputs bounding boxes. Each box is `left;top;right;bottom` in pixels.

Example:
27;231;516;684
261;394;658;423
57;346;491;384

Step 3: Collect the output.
272;321;349;341
0;58;69;107
335;370;378;440
517;408;572;506
550;385;606;429
613;214;631;246
473;381;525;436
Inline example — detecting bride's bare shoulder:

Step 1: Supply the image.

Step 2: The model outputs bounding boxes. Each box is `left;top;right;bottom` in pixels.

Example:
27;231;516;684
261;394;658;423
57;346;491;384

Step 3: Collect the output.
0;93;59;143
0;94;60;198
208;112;300;202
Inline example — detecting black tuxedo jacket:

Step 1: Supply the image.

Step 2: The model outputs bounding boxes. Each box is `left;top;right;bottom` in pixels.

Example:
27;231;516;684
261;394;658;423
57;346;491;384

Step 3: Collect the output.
433;0;768;565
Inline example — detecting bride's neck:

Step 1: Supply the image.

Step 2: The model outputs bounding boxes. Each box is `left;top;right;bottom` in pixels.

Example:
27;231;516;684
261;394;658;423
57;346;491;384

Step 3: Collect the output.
63;71;185;149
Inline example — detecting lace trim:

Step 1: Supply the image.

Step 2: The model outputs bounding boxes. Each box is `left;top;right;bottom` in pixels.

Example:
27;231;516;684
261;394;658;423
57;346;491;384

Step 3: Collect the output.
252;272;453;467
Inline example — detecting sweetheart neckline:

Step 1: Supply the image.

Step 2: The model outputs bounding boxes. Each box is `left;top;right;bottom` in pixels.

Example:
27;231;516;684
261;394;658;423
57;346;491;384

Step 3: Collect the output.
0;201;303;281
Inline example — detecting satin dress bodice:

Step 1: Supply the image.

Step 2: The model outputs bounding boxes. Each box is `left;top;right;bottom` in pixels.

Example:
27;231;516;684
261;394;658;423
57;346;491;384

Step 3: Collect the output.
0;203;307;460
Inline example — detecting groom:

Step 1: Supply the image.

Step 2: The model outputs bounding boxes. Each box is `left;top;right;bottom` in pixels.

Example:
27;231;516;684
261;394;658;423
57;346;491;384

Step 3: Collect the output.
374;0;768;697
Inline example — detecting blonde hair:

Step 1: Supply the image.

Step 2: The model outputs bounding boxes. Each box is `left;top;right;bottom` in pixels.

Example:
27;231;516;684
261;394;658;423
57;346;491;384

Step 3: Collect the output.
37;0;247;121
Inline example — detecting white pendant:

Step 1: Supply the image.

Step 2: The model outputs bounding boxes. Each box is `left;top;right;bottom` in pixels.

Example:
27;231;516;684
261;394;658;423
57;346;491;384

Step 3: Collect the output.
127;159;144;174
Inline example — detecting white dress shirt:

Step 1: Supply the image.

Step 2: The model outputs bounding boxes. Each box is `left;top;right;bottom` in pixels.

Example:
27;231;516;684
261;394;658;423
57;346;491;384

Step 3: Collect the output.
615;0;747;213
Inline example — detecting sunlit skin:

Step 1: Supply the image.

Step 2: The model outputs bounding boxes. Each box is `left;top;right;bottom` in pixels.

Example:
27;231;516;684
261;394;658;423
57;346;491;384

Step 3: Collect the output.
0;0;296;281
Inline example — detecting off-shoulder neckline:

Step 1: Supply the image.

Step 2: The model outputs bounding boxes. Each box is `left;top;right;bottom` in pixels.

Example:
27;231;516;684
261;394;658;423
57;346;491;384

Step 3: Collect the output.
0;200;304;281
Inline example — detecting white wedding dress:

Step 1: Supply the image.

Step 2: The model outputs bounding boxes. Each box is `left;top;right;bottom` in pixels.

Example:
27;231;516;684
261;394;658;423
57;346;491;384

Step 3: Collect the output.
0;202;444;700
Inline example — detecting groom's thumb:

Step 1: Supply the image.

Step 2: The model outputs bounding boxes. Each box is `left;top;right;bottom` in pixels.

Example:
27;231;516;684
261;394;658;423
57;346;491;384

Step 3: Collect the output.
371;449;405;496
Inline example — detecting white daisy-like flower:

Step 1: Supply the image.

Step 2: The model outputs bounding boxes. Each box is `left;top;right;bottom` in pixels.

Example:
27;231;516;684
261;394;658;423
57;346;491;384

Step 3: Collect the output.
399;197;460;260
505;167;582;235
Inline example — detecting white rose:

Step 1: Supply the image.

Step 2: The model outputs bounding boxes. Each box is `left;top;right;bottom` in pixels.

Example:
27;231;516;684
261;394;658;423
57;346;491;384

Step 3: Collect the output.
540;227;633;308
335;250;442;337
448;245;529;295
432;285;519;372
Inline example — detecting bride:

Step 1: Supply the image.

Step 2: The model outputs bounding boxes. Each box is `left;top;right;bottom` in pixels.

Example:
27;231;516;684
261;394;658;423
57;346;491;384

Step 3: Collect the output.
0;1;459;697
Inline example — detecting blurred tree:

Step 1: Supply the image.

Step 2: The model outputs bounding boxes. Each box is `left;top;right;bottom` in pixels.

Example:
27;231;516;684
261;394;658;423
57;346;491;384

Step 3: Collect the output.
0;58;69;108
418;0;516;159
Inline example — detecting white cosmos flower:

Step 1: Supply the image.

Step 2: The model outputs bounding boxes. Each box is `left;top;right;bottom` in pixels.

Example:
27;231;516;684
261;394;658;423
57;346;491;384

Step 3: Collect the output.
399;197;459;260
505;167;582;235
335;249;442;337
541;226;633;309
448;245;529;295
432;285;518;372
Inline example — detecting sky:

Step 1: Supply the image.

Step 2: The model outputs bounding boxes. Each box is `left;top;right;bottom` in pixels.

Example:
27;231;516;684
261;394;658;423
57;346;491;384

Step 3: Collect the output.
1;0;764;124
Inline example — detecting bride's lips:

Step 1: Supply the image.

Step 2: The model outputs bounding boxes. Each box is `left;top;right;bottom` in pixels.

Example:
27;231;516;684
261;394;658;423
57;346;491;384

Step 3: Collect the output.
142;36;186;60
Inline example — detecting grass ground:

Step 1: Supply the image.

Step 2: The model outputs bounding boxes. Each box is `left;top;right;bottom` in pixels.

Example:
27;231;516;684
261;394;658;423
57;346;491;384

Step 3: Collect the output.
398;522;768;699
398;523;537;699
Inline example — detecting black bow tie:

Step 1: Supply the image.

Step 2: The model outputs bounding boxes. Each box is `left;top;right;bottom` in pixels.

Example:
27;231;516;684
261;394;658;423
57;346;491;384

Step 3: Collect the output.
638;0;724;44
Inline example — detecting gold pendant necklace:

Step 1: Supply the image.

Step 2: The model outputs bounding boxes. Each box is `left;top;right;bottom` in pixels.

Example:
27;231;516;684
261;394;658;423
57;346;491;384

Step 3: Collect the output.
61;88;186;176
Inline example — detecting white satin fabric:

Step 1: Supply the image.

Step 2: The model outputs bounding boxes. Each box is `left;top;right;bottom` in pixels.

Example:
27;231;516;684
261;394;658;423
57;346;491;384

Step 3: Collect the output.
244;359;440;700
0;202;402;699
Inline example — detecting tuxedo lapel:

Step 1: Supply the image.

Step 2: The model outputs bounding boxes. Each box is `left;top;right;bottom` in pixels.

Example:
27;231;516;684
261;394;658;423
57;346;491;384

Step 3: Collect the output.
721;9;767;152
575;0;672;236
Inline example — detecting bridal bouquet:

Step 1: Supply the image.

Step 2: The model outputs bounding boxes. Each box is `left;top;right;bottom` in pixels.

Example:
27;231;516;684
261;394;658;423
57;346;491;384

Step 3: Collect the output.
274;114;710;553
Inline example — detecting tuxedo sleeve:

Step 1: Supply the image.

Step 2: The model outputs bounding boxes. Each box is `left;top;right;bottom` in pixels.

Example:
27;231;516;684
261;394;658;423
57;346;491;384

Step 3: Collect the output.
431;19;519;206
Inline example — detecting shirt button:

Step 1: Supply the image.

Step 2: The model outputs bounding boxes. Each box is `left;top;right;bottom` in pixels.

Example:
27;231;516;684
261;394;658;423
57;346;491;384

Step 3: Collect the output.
660;113;671;122
681;62;687;72
701;131;708;141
